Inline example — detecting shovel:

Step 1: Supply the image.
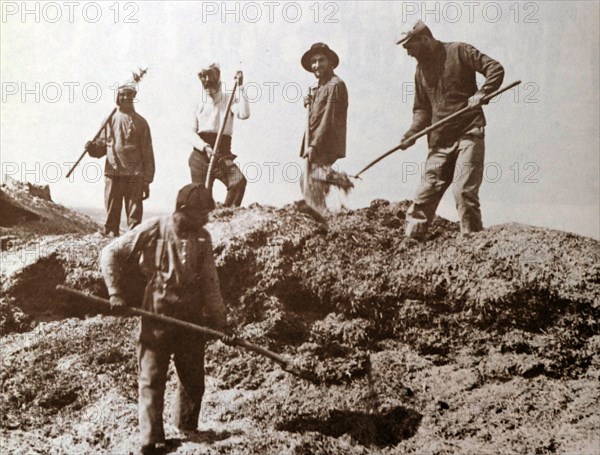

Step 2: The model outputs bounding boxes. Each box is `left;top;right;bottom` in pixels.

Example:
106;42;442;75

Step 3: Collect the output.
299;86;328;224
66;68;148;179
302;87;354;193
56;285;319;384
205;71;243;190
300;88;354;223
353;80;522;179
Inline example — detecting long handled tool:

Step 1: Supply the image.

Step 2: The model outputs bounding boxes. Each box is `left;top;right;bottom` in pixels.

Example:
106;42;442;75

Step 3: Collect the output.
205;72;242;190
353;80;522;179
298;87;329;224
56;285;318;383
66;108;117;179
302;87;313;199
301;88;317;208
66;68;148;179
301;86;354;197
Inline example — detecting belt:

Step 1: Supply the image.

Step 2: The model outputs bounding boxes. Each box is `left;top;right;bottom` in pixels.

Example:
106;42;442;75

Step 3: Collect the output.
195;132;236;160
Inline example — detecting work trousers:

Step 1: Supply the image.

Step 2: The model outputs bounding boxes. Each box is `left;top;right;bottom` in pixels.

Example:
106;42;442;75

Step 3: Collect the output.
188;150;246;207
405;128;485;239
137;330;205;446
104;175;143;236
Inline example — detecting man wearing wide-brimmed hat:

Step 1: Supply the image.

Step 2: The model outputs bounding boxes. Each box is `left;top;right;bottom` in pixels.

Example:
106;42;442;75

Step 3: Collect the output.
189;62;250;207
84;81;155;237
299;42;349;219
397;20;504;241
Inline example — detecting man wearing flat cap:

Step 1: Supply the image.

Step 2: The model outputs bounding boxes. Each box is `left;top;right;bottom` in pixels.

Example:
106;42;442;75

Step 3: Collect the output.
189;62;250;207
299;42;349;218
85;81;155;237
397;21;504;240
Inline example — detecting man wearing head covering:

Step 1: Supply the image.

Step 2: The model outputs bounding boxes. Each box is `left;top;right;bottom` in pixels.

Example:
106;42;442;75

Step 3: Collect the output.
100;183;227;455
299;42;349;220
188;63;250;207
85;82;155;237
397;21;504;240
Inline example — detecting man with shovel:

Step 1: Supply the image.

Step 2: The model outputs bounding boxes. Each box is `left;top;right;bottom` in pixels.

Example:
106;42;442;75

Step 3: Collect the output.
189;63;249;207
100;183;228;455
85;81;155;237
398;21;504;240
299;42;350;222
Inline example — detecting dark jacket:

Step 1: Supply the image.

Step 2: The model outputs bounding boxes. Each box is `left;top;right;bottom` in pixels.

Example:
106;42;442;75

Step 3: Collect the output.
101;216;226;342
301;74;348;166
404;41;504;148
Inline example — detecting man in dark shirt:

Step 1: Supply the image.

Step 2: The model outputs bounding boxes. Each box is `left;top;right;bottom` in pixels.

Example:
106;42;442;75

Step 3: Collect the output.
101;184;227;455
299;42;349;220
398;21;504;240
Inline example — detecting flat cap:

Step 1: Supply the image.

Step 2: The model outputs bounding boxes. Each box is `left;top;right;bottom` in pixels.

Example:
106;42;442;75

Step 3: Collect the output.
176;183;215;213
396;20;432;45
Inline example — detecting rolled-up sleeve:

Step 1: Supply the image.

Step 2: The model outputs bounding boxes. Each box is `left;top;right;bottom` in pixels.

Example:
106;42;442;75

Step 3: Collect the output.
191;103;210;151
232;87;250;120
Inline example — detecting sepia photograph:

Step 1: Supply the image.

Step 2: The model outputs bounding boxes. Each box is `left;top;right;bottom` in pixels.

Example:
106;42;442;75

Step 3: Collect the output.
1;1;598;454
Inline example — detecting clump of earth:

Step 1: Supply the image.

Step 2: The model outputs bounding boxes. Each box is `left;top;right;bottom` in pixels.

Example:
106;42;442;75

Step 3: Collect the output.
1;181;599;454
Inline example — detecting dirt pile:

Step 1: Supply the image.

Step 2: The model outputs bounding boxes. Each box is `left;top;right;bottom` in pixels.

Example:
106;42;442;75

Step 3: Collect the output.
0;176;99;246
1;199;599;454
1;178;102;335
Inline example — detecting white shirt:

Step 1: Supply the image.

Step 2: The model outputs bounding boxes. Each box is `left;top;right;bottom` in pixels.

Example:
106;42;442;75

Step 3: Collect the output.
191;87;250;151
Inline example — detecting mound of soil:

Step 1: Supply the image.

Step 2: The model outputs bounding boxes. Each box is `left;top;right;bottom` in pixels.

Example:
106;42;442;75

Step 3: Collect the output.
0;177;99;245
1;197;598;454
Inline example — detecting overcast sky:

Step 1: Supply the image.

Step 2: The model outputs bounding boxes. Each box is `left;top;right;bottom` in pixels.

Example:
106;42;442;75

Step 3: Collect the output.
1;1;599;239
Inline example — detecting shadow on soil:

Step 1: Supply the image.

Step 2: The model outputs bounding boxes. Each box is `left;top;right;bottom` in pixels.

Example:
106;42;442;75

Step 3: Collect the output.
277;406;422;447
